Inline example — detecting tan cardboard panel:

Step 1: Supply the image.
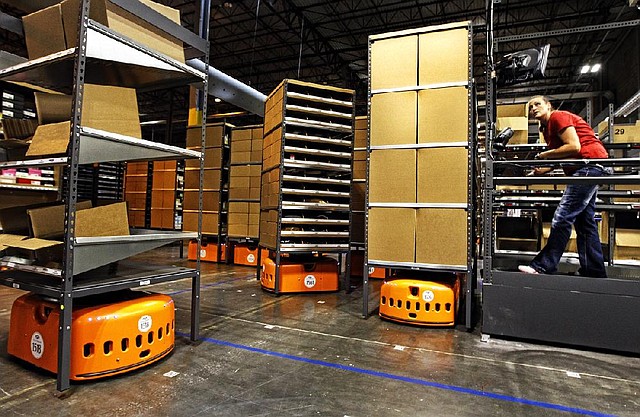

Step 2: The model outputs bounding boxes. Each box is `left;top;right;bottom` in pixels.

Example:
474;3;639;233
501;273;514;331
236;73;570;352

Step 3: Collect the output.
0;234;28;246
34;92;71;125
417;87;469;144
415;208;467;266
369;149;416;203
11;238;62;250
370;91;417;146
27;200;93;239
22;4;66;60
75;202;130;237
26;121;71;156
418;28;469;85
417;148;468;204
370;35;418;90
367;208;415;263
351;182;366;211
62;0;185;63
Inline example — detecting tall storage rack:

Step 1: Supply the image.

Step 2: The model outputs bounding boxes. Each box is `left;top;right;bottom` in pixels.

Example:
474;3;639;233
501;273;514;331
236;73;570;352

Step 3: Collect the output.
364;22;476;328
227;124;263;264
0;0;209;390
183;122;231;262
482;3;640;353
259;79;354;294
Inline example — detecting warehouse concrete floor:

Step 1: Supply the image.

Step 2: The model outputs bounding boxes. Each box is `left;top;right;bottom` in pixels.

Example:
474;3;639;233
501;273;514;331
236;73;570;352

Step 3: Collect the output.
0;246;639;416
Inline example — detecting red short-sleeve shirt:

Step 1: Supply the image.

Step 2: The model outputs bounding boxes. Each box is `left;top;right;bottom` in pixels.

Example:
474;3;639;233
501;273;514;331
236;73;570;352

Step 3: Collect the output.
543;110;608;159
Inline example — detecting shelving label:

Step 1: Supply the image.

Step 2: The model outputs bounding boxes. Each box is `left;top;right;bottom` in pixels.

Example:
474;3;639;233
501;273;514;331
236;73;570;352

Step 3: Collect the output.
368;267;375;274
30;332;44;359
422;290;435;303
138;315;152;333
304;274;317;288
200;249;207;258
247;254;255;263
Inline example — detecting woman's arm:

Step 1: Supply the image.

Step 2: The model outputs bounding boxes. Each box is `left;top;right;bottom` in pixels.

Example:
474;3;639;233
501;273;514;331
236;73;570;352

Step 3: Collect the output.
537;126;581;159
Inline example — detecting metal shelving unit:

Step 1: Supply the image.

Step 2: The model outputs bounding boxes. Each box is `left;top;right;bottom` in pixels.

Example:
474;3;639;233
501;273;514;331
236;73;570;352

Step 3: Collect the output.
481;0;640;354
259;79;354;294
363;22;476;329
0;0;209;390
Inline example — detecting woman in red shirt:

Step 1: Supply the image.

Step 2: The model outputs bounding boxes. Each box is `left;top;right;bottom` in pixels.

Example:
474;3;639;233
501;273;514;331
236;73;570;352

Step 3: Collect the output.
519;96;610;277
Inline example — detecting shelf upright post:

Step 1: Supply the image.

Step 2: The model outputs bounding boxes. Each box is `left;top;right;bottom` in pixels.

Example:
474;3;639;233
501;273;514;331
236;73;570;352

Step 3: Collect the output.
362;39;373;318
193;0;211;341
57;0;91;392
483;0;497;288
465;25;477;330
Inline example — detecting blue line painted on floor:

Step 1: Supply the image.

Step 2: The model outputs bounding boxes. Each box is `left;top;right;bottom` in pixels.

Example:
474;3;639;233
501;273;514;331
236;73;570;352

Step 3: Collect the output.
167;277;248;296
177;332;617;417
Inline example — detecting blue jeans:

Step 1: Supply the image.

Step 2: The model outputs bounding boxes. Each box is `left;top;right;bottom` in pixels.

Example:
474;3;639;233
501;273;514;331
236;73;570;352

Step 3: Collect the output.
530;165;610;277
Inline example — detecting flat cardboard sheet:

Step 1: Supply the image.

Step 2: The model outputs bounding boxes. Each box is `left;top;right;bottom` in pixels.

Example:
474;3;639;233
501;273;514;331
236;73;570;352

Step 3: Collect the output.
370;91;417;146
369;149;416;203
74;202;130;237
416;208;468;266
370;35;418;90
418;28;469;85
418;87;469;144
28;200;93;239
417;148;468;204
367;208;415;263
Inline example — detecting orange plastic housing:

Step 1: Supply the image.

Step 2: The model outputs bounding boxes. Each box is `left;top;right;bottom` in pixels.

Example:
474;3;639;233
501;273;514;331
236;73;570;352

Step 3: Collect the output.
187;240;226;262
379;278;460;326
233;245;269;266
8;291;175;380
260;256;339;293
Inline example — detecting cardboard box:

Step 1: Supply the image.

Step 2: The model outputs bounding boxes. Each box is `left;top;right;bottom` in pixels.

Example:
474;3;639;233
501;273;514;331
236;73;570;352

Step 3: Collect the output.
614;229;640;260
370;35;418;90
23;0;185;62
496;116;529;145
497;103;528;118
184;168;221;190
599;121;640;143
370;91;416;146
367;208;415;263
417;147;468;204
415;208;468;266
183;190;220;211
419;28;469;85
351;182;366;211
186;124;225;148
417;86;468;144
182;211;219;234
369;149;416;203
541;223;577;253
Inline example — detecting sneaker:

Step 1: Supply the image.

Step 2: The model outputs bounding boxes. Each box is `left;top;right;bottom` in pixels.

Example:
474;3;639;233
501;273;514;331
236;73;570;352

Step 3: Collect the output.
518;265;539;274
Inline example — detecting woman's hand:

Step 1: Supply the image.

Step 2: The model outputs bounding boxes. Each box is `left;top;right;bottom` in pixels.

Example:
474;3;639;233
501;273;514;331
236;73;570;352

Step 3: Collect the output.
527;167;553;176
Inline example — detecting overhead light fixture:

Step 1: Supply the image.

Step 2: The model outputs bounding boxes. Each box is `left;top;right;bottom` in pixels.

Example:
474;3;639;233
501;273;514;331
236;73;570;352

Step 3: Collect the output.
214;97;222;103
590;63;601;73
580;65;590;74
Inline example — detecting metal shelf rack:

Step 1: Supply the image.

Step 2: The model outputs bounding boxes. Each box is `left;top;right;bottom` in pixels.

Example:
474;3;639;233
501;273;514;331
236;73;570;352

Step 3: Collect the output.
363;22;477;329
481;0;640;354
0;0;209;390
259;79;354;294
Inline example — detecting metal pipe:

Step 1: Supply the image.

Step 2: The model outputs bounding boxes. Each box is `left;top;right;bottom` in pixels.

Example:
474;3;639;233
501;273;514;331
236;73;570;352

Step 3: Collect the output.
187;58;267;116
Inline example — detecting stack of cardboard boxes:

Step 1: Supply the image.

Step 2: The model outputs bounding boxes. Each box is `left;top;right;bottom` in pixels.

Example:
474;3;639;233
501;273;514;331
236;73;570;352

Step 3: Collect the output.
228;125;262;239
124;161;149;228
150;161;178;230
182;123;229;234
367;22;472;267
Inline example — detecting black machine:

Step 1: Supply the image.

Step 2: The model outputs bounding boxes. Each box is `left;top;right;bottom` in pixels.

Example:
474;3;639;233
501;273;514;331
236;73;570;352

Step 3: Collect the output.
495;44;550;87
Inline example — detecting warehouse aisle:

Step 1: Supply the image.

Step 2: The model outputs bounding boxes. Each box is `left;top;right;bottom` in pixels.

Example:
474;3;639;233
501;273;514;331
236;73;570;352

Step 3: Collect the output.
0;246;638;416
